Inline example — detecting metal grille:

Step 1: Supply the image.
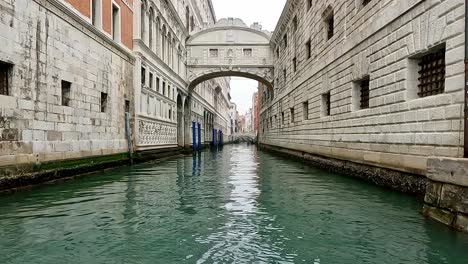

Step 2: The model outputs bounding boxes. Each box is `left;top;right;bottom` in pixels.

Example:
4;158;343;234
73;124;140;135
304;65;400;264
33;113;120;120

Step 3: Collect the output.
360;78;370;109
0;63;9;95
417;49;445;97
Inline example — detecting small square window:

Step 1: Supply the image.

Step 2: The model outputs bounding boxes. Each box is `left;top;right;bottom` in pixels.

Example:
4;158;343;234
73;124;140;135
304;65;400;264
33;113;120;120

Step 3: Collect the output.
209;49;218;57
303;101;309;120
290;108;295;123
322;92;331;116
243;48;252;57
100;92;108;113
61;80;71;106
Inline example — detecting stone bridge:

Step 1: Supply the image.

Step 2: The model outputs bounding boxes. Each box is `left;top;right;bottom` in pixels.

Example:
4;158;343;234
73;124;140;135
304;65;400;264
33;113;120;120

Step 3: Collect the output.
232;133;257;144
186;18;274;91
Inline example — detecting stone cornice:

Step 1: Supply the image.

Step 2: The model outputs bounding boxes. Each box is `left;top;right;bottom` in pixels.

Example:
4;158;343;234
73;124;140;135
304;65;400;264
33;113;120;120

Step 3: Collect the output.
187;26;271;44
270;0;297;46
134;40;188;88
41;0;135;63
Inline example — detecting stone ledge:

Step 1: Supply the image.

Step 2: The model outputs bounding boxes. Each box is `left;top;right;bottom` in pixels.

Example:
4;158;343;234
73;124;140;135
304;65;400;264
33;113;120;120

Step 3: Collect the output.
259;143;428;195
427;157;468;188
0;147;185;194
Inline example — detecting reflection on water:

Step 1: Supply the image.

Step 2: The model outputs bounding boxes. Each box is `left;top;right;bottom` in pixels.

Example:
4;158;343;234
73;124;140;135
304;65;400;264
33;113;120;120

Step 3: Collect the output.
0;145;467;264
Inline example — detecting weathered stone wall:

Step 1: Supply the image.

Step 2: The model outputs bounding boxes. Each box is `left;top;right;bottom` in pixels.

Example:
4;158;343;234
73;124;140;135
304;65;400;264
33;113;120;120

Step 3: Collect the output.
261;0;465;176
0;0;134;167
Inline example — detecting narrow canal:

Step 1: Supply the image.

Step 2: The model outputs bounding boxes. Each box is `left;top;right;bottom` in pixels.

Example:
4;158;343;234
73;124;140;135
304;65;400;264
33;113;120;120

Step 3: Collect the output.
0;145;467;263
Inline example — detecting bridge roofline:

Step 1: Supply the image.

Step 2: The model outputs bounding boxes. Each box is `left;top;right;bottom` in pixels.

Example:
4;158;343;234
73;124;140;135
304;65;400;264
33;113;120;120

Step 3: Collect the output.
186;26;272;45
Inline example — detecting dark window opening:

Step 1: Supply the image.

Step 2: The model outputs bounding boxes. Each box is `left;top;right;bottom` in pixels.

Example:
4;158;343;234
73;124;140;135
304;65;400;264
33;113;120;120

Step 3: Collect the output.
156;77;160;93
292;16;298;32
324;9;334;40
100;92;108;113
306;40;312;59
290;108;295;123
163;81;166;96
61;80;71;106
293;57;297;72
360;78;370;109
281;112;285;125
125;100;130;113
306;0;312;10
149;72;154;89
363;0;372;7
283;69;287;82
417;48;446;98
303;101;309;120
323;92;331;116
0;62;12;96
141;67;146;85
283;34;288;47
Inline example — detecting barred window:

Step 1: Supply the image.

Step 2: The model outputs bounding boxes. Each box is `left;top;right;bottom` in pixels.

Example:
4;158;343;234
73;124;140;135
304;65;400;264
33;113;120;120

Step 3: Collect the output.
0;62;12;96
209;49;218;57
417;48;445;98
322;92;331;116
360;78;370;109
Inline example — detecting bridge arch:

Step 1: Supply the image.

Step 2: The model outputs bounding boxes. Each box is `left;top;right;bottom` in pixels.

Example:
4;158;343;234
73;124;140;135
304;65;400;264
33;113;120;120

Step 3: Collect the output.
186;18;274;93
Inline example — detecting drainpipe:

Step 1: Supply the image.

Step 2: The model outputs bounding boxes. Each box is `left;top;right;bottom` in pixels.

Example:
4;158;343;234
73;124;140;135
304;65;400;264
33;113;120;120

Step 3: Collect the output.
465;0;468;158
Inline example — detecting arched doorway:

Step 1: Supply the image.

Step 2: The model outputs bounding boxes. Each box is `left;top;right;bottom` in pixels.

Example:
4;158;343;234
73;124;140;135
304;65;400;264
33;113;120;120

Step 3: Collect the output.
177;94;184;147
184;96;191;148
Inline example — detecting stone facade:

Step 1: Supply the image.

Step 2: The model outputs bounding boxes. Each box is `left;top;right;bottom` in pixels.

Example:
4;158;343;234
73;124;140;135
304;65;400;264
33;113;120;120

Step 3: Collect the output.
0;0;134;167
260;0;466;177
134;0;231;150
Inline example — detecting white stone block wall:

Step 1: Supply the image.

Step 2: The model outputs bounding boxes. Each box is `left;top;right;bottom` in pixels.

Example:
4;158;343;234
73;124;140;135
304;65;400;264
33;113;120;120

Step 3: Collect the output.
0;0;134;166
260;0;465;175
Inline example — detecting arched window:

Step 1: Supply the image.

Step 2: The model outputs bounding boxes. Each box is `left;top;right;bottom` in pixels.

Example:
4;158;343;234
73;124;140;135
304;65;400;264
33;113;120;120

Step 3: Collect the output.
155;17;160;55
148;7;154;49
162;25;167;62
140;1;146;40
167;32;172;66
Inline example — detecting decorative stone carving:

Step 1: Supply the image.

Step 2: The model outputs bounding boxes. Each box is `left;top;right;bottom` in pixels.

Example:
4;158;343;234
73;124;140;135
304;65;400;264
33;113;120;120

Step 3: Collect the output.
138;119;177;145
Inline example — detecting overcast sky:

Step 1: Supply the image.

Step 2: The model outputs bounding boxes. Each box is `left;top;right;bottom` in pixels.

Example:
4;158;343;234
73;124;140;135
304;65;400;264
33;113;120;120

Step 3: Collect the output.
211;0;287;114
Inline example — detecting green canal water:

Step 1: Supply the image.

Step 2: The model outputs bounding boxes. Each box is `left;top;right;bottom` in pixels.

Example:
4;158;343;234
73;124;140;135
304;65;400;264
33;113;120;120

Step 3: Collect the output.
0;145;468;263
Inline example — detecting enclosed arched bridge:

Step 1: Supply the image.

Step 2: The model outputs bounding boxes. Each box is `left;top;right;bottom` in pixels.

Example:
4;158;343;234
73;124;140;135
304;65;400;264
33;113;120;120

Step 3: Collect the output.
186;18;274;92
